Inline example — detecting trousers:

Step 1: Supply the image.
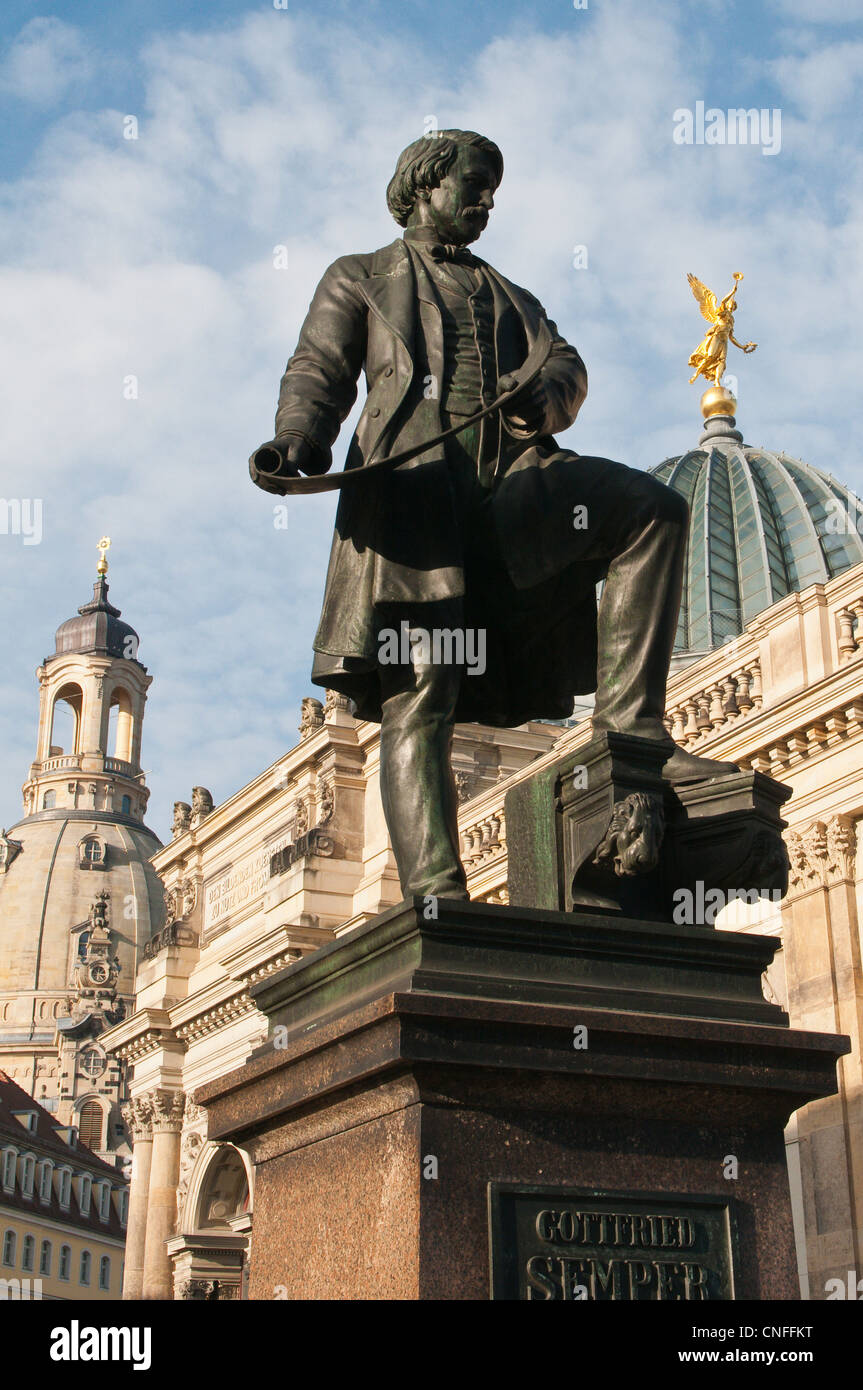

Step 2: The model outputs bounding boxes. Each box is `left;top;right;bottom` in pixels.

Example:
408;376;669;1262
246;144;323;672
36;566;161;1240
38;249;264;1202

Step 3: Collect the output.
377;424;689;898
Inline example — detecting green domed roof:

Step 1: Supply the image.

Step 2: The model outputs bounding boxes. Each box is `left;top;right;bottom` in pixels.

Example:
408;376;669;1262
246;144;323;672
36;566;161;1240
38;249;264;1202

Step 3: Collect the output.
651;414;863;656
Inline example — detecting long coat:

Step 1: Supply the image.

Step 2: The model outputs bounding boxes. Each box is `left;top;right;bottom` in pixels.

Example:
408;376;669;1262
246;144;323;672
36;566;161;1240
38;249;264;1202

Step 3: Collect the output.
274;237;601;725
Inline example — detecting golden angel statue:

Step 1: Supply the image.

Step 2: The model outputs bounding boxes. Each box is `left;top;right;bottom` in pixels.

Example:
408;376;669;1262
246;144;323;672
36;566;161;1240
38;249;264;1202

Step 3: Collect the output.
687;272;757;386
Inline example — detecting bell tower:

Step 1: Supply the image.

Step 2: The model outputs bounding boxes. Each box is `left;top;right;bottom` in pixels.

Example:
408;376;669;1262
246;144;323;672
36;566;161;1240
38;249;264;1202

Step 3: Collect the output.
23;539;153;824
0;541;164;1164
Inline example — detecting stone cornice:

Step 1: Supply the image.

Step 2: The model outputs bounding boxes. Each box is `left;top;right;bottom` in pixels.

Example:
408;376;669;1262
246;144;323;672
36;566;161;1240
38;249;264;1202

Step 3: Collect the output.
165;1233;248;1255
173;993;258;1045
218;926;305;988
5;809;161;839
100;1007;183;1063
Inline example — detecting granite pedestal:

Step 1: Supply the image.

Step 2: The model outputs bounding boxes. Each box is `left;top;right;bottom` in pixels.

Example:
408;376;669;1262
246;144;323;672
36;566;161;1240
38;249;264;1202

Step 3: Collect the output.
197;895;848;1300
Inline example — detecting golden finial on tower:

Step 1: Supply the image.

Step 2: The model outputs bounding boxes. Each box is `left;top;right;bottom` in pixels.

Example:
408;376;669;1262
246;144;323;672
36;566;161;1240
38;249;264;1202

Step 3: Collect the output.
686;271;757;420
97;536;111;577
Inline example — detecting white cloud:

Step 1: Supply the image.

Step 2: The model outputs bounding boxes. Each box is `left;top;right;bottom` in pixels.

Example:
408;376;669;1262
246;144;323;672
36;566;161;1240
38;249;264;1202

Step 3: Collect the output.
770;40;863;119
0;17;93;106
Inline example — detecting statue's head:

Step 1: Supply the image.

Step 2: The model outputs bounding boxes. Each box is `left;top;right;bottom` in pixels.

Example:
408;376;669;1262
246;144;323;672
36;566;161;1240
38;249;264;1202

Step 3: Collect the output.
386;129;503;246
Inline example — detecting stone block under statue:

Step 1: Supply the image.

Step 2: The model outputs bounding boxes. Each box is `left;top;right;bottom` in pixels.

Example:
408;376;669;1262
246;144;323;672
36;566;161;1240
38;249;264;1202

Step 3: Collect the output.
196;735;848;1301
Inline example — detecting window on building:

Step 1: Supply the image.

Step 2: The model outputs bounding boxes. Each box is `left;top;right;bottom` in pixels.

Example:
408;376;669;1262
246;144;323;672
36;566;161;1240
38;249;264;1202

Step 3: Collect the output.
39;1239;52;1276
58;1244;71;1281
119;1190;129;1227
121;795;131;815
99;1255;111;1291
79;1250;91;1286
38;1161;53;1203
78;1101;103;1151
58;1168;71;1208
79;1048;106;1081
78;1174;92;1215
49;687;81;756
2;1148;17;1191
98;1183;111;1222
21;1154;35;1197
81;838;103;865
2;1230;16;1267
21;1234;35;1272
42;790;56;810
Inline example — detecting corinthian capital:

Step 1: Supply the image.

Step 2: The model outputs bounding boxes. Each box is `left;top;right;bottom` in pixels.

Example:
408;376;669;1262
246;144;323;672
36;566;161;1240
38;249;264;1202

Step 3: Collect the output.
785;813;857;897
121;1095;154;1140
149;1089;186;1133
827;813;857;881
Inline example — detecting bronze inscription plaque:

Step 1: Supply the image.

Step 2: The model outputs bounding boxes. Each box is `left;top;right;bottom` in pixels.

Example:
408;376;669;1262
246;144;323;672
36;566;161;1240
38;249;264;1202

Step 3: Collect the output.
488;1185;737;1300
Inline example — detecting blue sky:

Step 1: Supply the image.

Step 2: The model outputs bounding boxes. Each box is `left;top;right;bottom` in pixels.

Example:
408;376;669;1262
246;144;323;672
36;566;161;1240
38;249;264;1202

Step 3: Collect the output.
1;0;861;838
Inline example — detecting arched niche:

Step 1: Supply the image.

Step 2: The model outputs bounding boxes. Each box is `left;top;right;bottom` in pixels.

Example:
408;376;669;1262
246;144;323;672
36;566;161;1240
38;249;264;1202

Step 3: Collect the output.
185;1142;253;1234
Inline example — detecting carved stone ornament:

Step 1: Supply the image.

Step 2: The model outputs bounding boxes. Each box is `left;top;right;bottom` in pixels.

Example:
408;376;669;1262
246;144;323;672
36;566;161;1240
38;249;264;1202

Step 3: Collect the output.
180;1279;239;1301
592;792;665;877
299;697;324;738
316;775;334;825
172;801;192;837
74;891;120;998
785;813;857;896
324;688;351;719
191;787;214;827
121;1094;154;1141
149;1089;186;1133
454;770;476;805
164;877;198;927
0;828;23;873
294;798;310;836
176;1108;208;1228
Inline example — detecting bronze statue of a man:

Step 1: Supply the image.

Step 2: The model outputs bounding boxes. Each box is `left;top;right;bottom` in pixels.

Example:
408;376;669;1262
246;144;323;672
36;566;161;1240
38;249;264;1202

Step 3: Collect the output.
250;130;735;900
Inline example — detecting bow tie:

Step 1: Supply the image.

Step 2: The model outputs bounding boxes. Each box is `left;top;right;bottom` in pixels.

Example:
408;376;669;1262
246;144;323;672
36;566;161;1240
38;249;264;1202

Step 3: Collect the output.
428;242;479;268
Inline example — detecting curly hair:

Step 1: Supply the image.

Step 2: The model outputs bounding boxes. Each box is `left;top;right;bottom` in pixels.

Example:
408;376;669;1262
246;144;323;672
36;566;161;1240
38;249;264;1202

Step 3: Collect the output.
386;130;503;227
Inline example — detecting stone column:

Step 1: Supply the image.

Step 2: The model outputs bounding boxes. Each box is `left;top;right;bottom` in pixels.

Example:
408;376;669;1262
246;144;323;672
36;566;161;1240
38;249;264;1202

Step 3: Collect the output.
121;1096;154;1301
783;814;862;1299
141;1090;185;1300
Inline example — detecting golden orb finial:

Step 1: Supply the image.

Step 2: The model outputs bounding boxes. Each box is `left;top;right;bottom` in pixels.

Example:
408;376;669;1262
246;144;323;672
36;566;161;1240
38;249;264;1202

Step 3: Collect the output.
700;384;738;420
97;536;111;577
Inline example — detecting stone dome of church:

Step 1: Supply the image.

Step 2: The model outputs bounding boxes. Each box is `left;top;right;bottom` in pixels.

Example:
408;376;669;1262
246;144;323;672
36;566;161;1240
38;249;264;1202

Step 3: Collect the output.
0;816;163;998
53;576;140;660
651;408;863;657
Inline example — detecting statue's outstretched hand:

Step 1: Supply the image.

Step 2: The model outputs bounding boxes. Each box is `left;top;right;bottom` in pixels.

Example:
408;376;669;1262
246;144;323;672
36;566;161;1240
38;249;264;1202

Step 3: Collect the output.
249;435;328;493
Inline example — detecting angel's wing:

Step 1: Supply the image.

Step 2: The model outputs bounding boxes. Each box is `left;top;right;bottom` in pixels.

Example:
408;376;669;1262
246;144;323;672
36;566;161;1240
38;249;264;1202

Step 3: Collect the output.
687;273;718;324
